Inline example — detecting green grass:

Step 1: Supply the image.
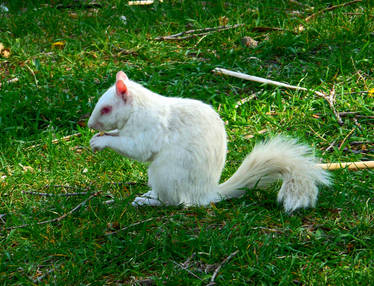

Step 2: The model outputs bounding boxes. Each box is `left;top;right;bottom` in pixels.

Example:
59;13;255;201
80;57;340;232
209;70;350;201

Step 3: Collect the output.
1;0;373;284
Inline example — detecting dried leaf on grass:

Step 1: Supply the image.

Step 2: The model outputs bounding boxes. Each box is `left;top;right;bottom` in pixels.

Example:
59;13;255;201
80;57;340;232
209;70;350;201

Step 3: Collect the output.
0;42;10;58
241;36;258;48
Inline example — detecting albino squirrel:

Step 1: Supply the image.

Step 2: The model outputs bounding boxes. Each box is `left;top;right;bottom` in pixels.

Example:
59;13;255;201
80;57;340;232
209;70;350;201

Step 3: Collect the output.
88;71;330;212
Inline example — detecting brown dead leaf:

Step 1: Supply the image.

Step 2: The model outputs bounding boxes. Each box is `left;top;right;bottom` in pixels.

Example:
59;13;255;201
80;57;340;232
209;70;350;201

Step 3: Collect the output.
77;120;87;127
0;43;10;58
69;12;78;19
2;49;10;58
241;36;258;48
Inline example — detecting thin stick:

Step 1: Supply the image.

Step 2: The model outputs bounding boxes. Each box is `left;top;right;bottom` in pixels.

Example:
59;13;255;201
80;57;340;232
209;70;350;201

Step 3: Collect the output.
128;0;163;5
105;217;157;235
213;67;311;91
323;139;337;154
323;87;343;125
24;63;39;87
155;24;243;41
172;261;202;280
44;184;89;190
305;0;362;22
317;161;374;171
193;33;210;47
158;31;212;41
5;191;100;231
338;128;355;150
213;68;343;124
251;226;285;233
208;250;239;285
22;190;89;197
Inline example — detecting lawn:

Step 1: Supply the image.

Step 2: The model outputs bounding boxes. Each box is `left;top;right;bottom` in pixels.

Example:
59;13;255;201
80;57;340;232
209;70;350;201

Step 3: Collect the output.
0;0;373;284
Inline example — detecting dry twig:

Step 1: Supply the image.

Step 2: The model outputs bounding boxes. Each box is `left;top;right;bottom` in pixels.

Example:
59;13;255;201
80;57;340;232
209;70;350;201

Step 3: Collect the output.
207;250;239;285
323;139;337;154
5;191;101;231
155;24;244;41
105;217;158;236
172;260;202;281
213;68;344;125
338;128;355;150
129;0;163;5
22;190;90;197
45;184;87;189
317;161;374;171
305;0;362;22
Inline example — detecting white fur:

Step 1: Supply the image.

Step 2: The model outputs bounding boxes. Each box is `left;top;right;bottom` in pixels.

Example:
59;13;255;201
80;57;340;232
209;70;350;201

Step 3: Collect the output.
88;72;330;212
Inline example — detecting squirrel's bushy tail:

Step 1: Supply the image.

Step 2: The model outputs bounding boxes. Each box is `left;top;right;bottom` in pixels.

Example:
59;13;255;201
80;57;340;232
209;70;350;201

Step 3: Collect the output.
218;137;330;212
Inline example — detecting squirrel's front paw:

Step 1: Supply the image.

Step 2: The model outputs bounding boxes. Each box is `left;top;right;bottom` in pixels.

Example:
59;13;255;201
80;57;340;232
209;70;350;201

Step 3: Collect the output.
90;134;107;152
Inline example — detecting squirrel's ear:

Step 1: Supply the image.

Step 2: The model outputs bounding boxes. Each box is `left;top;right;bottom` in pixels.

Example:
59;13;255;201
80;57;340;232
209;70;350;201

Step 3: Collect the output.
115;71;129;101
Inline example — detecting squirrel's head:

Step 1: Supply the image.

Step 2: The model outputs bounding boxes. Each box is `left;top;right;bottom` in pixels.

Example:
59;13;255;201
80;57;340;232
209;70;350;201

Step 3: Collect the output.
88;71;133;131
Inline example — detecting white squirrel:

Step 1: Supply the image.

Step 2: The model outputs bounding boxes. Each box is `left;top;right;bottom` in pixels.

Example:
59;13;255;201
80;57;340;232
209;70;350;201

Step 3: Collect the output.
88;71;330;212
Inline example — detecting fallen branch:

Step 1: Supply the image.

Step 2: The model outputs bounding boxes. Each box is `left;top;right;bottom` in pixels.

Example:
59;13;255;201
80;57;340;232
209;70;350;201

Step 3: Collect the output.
129;0;163;5
22;190;89;197
5;191;101;231
344;12;374;18
338;128;355;150
317;161;374;171
212;68;343;125
213;67;317;93
251;226;285;233
305;0;362;22
251;26;283;32
44;184;90;190
207;250;239;286
338;112;374;119
172;260;202;281
56;2;102;9
323;87;343;125
342;148;374;154
155;24;244;41
105;217;158;236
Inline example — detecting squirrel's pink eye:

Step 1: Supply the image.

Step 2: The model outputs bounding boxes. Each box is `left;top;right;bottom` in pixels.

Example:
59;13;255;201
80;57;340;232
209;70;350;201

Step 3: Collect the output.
100;106;112;115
